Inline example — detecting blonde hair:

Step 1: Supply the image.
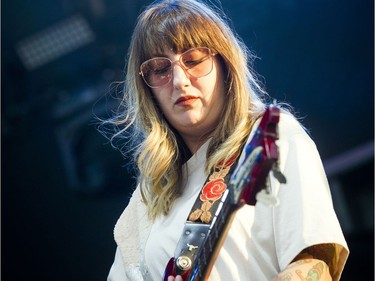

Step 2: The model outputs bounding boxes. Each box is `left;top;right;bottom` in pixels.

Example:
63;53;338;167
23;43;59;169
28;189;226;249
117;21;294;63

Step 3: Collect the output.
106;0;267;219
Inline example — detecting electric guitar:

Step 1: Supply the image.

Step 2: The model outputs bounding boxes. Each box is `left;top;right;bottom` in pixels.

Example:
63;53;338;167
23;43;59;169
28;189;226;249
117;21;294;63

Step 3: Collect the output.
163;104;286;281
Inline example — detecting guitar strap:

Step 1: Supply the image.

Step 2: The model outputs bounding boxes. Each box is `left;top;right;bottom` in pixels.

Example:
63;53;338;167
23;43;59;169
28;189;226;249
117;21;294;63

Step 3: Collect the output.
171;145;245;276
187;154;241;224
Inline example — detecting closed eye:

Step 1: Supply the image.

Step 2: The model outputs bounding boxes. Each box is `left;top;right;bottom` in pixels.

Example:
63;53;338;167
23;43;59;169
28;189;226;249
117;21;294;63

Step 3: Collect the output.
183;55;209;68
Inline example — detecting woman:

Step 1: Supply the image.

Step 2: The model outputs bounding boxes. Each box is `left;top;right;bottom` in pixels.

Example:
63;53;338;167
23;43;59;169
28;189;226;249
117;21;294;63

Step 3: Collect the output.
105;0;349;280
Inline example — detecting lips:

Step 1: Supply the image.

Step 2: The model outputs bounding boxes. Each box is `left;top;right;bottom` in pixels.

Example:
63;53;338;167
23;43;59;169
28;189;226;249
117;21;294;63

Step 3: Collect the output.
175;95;199;106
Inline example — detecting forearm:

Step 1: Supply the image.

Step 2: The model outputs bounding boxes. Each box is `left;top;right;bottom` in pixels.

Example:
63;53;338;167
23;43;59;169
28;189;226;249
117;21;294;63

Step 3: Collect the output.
273;259;332;281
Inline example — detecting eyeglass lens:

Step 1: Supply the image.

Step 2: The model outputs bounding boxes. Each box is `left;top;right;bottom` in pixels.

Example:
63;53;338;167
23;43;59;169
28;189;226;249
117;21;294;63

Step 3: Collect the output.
140;47;213;88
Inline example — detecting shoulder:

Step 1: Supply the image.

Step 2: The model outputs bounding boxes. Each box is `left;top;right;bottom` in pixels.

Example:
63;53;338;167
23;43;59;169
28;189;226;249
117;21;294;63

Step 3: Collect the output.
248;110;313;148
278;112;310;140
274;112;319;157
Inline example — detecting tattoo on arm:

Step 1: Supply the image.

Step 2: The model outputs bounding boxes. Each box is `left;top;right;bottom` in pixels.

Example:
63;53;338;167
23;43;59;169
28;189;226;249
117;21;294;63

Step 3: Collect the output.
295;261;328;281
293;244;337;278
276;259;331;281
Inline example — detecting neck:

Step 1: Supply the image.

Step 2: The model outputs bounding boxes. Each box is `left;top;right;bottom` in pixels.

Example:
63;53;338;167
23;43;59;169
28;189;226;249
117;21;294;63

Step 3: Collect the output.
180;127;216;154
182;134;212;155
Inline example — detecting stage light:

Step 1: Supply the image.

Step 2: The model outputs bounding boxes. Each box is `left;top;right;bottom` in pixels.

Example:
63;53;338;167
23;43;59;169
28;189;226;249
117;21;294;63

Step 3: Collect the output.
16;15;95;70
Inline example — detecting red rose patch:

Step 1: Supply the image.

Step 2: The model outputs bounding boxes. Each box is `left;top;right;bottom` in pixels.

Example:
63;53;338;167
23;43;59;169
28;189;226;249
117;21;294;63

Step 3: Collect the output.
200;179;227;202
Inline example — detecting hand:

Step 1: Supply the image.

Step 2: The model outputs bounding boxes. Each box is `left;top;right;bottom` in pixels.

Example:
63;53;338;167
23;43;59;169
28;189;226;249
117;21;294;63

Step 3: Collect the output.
167;275;183;281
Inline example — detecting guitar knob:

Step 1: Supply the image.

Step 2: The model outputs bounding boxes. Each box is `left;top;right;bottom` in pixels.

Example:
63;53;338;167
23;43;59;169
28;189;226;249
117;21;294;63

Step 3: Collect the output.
176;256;192;270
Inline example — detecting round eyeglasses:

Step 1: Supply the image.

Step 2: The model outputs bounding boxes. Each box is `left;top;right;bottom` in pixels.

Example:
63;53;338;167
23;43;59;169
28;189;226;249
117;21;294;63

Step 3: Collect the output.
139;47;216;88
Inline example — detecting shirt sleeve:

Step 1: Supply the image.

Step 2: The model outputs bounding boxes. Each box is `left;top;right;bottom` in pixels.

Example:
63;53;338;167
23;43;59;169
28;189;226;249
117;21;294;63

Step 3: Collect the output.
270;114;349;279
107;247;127;281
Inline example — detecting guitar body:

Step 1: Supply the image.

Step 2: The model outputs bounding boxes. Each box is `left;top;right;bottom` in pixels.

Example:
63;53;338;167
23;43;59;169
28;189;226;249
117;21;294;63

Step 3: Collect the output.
163;104;286;281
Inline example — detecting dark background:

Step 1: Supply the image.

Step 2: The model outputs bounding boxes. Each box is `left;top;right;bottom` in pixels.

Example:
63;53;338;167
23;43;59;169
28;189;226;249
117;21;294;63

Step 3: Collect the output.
2;0;373;280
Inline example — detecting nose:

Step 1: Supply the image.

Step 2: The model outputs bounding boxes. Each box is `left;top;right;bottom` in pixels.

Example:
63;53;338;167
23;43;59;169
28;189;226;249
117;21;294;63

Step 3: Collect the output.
172;63;191;89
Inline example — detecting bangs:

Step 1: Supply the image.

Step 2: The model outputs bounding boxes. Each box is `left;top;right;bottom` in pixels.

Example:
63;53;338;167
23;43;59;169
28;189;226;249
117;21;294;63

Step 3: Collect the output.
138;4;219;60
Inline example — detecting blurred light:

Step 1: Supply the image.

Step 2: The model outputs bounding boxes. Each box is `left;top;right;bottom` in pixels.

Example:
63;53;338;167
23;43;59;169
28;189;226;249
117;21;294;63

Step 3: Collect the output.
324;140;374;177
16;15;95;70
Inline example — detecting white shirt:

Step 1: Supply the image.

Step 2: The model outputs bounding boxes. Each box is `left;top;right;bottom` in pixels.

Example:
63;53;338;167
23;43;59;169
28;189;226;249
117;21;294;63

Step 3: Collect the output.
108;113;349;281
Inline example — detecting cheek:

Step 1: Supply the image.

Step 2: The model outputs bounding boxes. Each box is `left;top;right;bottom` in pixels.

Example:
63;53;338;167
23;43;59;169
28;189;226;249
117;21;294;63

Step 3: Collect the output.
151;89;167;109
204;63;226;105
151;90;174;121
